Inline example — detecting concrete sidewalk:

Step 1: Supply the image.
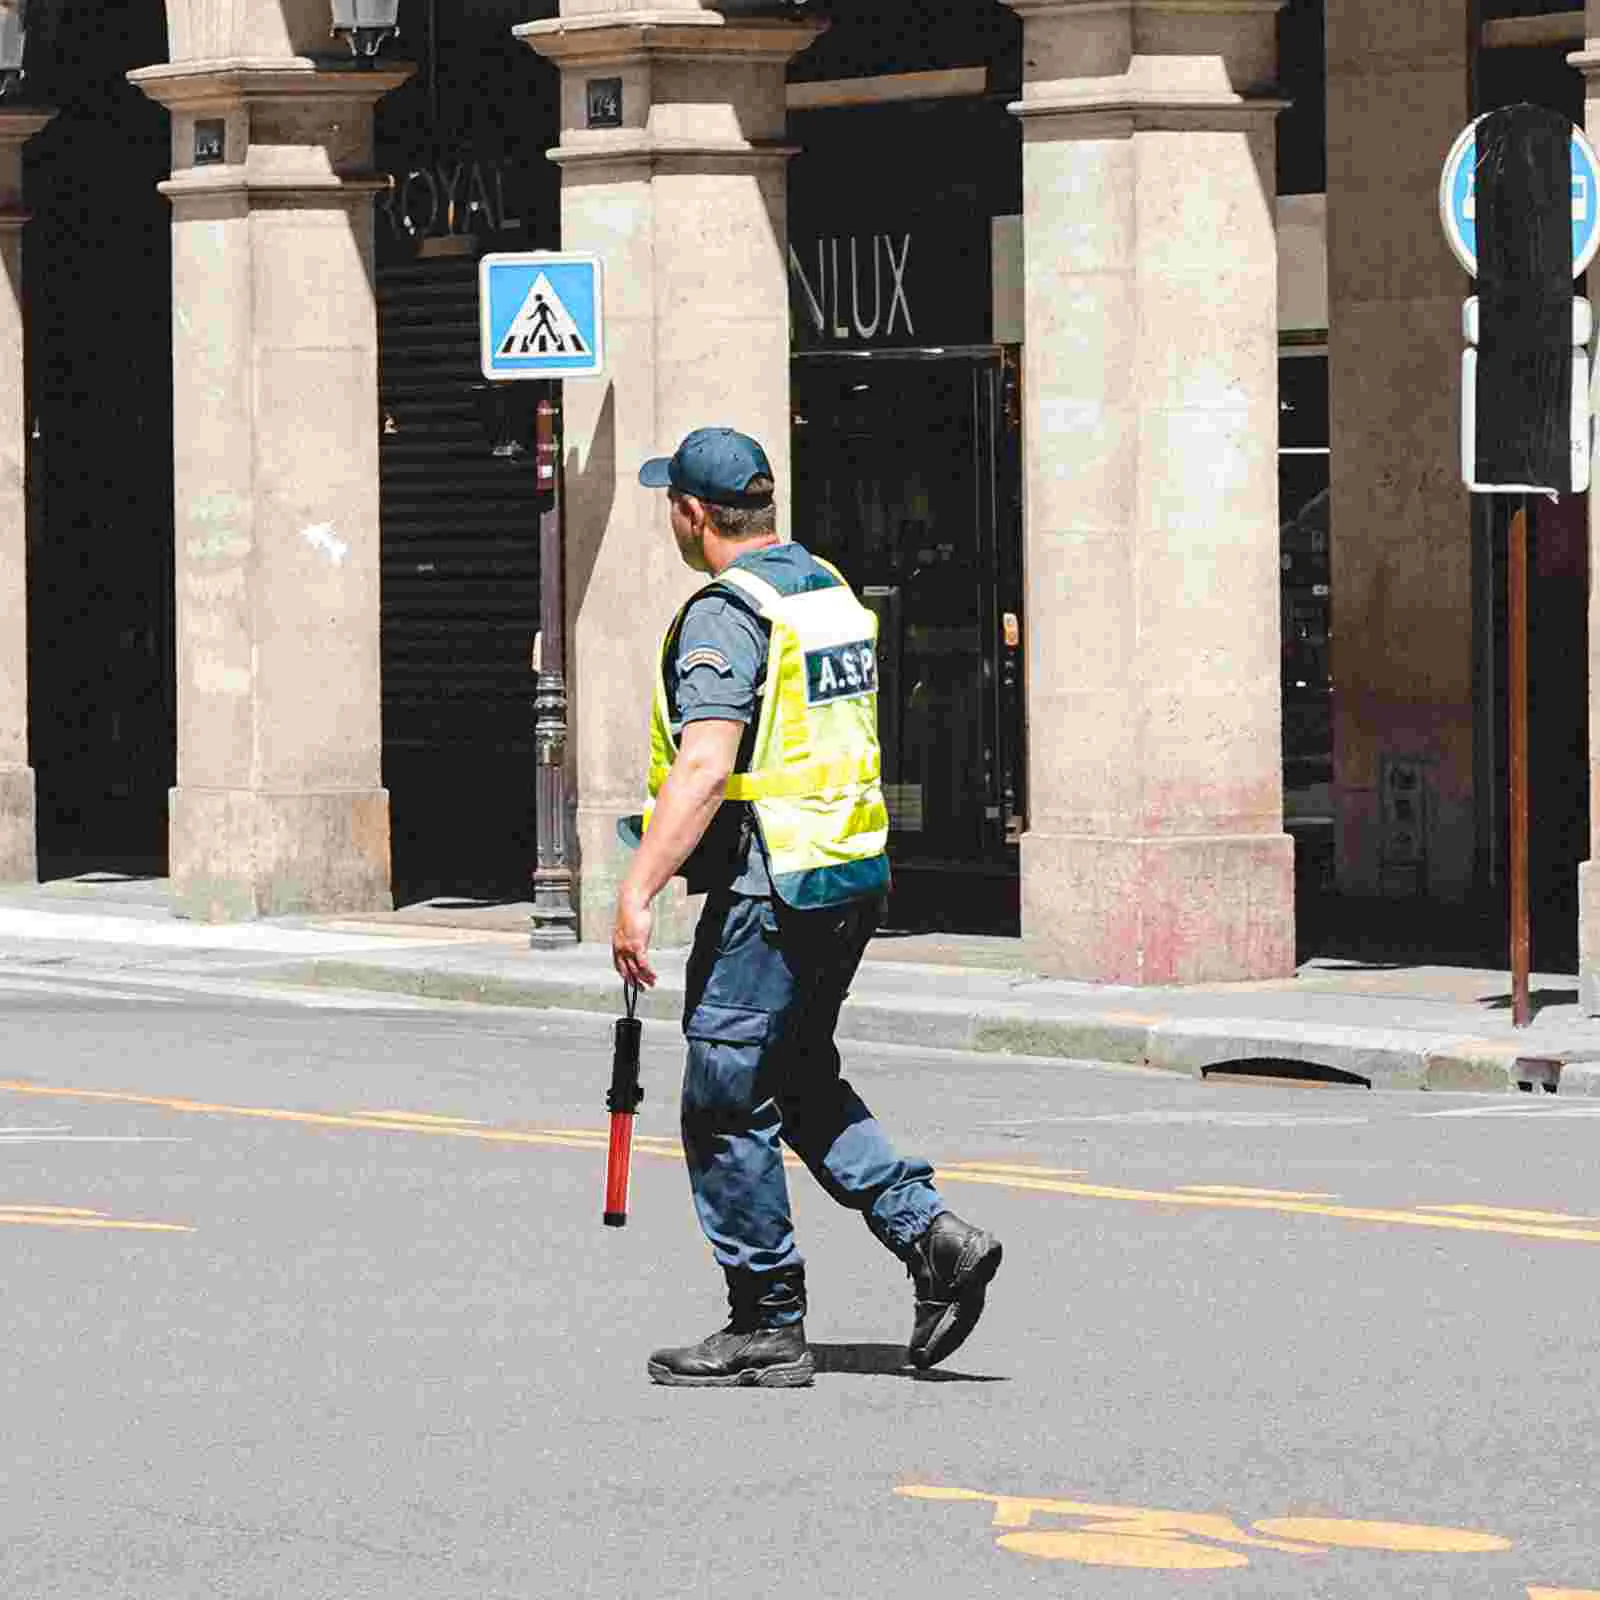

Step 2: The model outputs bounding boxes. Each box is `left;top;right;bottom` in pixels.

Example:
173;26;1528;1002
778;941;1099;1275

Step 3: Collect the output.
4;875;1600;1095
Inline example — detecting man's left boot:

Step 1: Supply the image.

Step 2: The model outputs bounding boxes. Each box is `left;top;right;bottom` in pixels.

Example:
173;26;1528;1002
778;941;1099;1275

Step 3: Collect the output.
903;1211;1003;1371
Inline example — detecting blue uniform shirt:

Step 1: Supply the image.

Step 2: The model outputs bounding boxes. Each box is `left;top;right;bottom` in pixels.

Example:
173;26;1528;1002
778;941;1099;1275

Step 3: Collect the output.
667;544;834;896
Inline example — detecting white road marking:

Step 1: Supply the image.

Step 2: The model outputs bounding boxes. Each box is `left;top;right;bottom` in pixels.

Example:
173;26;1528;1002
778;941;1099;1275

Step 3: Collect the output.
0;1135;191;1144
0;907;456;956
982;1111;1371;1129
1416;1104;1600;1118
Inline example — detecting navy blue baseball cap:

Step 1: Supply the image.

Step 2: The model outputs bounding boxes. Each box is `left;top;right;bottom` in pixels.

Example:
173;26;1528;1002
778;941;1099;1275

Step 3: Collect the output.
639;427;774;506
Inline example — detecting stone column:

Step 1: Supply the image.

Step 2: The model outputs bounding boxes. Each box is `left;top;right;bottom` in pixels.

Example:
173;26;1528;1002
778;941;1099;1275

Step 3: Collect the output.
1003;0;1295;983
130;30;410;920
1326;2;1471;905
0;109;51;884
516;5;819;942
1574;11;1600;1005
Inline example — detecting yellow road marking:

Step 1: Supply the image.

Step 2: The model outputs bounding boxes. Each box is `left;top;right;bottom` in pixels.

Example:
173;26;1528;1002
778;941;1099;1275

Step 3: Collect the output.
0;1212;191;1233
1417;1205;1599;1225
1254;1518;1512;1554
899;1486;1514;1574
1179;1185;1339;1200
0;1205;103;1217
6;1079;1600;1249
942;1162;1087;1178
359;1111;485;1127
0;1082;643;1155
1529;1589;1600;1598
930;1167;1600;1244
997;1531;1248;1570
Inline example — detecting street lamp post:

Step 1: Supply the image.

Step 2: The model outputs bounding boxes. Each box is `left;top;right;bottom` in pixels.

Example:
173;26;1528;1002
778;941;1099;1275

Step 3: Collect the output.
530;390;578;948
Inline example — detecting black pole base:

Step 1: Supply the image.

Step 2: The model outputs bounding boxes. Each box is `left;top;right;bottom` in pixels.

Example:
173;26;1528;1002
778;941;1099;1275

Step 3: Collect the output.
603;1212;628;1228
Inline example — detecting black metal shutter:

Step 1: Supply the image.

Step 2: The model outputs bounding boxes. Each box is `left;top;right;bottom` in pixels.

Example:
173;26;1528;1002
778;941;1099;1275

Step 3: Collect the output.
379;253;541;903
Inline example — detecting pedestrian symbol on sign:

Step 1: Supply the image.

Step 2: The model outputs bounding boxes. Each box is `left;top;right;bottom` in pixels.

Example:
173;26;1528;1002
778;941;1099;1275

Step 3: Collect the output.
499;273;589;359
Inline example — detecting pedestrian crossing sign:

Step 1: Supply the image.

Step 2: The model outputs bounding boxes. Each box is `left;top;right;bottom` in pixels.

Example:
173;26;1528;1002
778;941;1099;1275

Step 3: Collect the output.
479;251;605;381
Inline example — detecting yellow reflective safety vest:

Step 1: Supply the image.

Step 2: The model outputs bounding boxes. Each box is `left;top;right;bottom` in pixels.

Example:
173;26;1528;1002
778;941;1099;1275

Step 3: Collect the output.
646;548;891;909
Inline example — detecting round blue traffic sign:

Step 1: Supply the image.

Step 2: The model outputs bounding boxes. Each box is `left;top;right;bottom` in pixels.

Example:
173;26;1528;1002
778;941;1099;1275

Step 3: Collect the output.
1439;114;1600;278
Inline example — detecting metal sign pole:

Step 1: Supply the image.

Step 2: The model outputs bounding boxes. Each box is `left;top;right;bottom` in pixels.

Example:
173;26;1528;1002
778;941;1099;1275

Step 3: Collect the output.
1508;498;1531;1027
530;384;578;948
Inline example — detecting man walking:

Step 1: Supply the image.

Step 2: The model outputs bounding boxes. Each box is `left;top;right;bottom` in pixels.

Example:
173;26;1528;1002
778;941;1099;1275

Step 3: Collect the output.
612;426;1003;1388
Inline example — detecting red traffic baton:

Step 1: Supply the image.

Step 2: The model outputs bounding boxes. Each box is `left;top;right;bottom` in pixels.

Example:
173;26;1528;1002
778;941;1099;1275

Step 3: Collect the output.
604;982;644;1228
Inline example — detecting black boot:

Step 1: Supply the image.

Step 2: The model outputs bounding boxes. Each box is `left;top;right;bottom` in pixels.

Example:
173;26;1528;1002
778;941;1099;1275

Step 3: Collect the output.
648;1268;815;1388
647;1322;814;1388
904;1211;1003;1371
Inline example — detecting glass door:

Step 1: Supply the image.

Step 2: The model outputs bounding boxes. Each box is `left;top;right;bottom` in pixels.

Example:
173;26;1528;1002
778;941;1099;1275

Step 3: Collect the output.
792;352;1023;931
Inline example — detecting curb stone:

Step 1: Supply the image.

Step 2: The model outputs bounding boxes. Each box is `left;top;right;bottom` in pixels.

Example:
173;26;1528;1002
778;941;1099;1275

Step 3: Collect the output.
269;959;1569;1094
1554;1061;1600;1096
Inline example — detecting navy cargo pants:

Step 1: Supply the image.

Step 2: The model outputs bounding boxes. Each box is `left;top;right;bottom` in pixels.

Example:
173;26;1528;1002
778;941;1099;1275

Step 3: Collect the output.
680;890;946;1328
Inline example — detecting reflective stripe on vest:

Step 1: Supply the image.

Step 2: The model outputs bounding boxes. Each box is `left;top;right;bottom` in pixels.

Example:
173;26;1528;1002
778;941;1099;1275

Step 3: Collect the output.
645;552;891;909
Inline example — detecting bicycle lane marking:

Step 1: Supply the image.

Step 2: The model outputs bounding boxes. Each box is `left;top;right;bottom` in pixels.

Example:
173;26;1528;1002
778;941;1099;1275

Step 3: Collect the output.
895;1485;1524;1576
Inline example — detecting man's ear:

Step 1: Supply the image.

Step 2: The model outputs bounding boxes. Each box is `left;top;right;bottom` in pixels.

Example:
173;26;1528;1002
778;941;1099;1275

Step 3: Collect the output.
682;494;710;534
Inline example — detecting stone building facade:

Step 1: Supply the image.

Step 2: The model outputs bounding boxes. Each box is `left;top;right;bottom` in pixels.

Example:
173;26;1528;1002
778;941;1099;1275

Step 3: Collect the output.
1;0;1598;997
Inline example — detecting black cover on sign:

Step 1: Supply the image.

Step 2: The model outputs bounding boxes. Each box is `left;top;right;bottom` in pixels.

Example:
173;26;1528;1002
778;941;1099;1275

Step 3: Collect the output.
1475;103;1575;491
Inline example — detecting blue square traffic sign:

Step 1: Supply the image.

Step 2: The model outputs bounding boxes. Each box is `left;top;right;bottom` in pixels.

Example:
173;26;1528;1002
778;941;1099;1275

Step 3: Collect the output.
480;252;605;381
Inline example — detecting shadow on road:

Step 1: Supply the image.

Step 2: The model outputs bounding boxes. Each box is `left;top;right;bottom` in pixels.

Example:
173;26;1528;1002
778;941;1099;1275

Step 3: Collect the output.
810;1343;1009;1384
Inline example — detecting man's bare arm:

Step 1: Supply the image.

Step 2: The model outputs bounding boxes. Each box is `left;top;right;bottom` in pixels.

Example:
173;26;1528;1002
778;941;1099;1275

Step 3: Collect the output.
612;719;744;987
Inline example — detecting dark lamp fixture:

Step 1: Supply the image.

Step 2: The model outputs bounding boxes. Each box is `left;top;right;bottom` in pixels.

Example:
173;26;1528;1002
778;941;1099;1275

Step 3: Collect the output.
0;2;26;99
330;0;400;60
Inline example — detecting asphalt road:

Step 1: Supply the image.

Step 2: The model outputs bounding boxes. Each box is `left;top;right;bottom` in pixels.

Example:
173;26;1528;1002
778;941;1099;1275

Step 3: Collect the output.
0;963;1597;1599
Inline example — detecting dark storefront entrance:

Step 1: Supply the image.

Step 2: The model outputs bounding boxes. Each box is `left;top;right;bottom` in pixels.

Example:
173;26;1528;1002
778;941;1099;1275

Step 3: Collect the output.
787;85;1024;933
374;0;558;904
792;353;1024;932
24;6;174;879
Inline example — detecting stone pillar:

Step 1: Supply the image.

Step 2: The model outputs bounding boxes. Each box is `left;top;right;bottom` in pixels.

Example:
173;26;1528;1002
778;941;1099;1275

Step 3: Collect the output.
516;5;819;942
0;109;51;884
1574;12;1600;1004
130;33;410;920
1003;0;1295;984
1326;1;1472;905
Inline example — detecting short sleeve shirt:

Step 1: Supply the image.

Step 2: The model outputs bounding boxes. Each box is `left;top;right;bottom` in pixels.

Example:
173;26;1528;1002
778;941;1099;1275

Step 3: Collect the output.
666;577;773;896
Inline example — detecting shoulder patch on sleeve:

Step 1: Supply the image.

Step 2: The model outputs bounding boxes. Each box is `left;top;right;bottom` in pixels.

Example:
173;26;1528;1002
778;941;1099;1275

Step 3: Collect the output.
680;647;734;676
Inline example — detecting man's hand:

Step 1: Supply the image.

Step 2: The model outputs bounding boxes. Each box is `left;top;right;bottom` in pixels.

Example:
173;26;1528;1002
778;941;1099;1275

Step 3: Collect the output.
612;889;658;990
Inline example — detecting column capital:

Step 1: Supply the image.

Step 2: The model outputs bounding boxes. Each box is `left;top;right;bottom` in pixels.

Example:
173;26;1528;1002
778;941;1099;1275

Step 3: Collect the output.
0;107;58;147
516;10;820;167
128;57;412;112
0;108;56;225
129;59;411;205
1004;0;1284;128
515;10;822;69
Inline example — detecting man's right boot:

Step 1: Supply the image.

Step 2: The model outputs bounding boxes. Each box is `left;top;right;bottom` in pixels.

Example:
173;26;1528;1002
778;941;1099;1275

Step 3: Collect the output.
646;1321;815;1388
904;1211;1003;1371
648;1266;814;1387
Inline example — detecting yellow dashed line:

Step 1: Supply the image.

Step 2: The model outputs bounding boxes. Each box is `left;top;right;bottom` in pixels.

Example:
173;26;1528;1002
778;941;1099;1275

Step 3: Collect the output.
359;1111;485;1127
6;1079;1599;1249
1179;1185;1339;1201
942;1162;1088;1178
0;1212;191;1233
0;1205;104;1217
1417;1204;1599;1225
932;1167;1600;1244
